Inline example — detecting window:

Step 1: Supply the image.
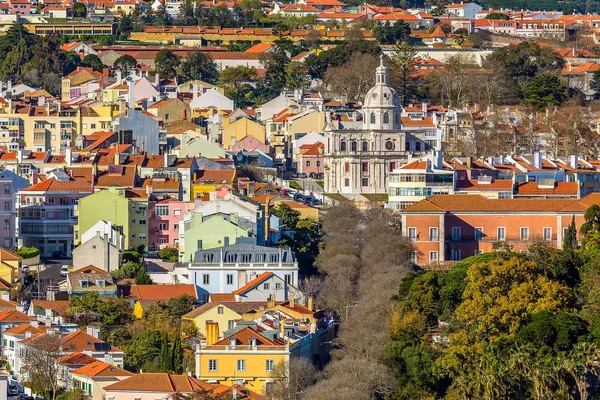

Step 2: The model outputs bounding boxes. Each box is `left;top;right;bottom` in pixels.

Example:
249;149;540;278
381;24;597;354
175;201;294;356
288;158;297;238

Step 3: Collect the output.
497;227;506;241
4;202;8;211
228;320;235;330
264;283;270;290
275;283;282;290
316;161;321;168
305;160;310;167
543;227;552;240
217;306;224;314
415;142;421;151
389;162;396;172
139;233;146;240
208;359;217;372
383;112;389;124
362;141;368;152
405;141;411;151
3;184;9;194
429;227;438;241
174;209;181;216
266;359;275;372
340;141;346;151
520;227;529;240
429;251;438;262
203;274;210;285
451;249;461;261
226;274;233;285
370;113;375;124
156;205;169;216
408;227;417;240
351;141;357;152
361;178;369;186
285;274;292;284
139;219;146;225
475;227;484;241
165;113;170;120
158;223;167;231
362;162;368;173
452;227;461;241
344;162;350;172
237;359;246;372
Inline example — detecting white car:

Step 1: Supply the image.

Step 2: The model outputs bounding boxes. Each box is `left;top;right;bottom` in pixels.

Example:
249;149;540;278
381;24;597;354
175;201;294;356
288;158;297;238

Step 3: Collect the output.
60;265;70;277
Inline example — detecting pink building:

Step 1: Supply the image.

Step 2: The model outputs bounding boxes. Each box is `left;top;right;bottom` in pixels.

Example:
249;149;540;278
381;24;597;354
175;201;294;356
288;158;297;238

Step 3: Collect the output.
8;0;31;14
148;197;194;251
298;142;324;175
231;135;271;154
0;179;16;250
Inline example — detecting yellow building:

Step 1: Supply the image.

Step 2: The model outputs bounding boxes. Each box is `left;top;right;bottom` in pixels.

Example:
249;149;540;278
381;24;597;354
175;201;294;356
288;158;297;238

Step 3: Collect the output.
191;169;236;200
182;303;243;338
222;117;266;149
272;200;319;221
195;323;289;395
0;102;120;152
0;249;21;290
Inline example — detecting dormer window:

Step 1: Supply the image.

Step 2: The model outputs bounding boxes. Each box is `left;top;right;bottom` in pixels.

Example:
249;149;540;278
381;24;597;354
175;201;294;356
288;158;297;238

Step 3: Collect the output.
229;338;237;346
249;338;257;346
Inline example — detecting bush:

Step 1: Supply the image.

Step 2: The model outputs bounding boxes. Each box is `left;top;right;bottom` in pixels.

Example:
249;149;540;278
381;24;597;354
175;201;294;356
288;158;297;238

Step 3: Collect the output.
15;247;40;259
158;247;179;262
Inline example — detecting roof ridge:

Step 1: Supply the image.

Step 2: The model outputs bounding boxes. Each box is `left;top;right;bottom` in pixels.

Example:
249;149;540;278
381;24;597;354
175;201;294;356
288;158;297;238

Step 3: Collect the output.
166;373;176;392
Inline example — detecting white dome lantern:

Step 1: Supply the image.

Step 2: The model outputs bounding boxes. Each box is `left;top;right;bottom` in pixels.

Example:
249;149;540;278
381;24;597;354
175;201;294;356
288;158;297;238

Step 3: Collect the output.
363;54;402;131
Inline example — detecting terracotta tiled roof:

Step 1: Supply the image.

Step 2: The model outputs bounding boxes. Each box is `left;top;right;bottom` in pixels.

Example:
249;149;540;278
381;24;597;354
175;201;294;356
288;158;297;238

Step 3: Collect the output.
245;43;273;53
194;169;235;185
72;361;133;377
30;300;71;317
402;194;577;213
233;272;273;295
23;176;93;193
216;327;280;346
58;352;99;366
24;329;121;352
104;373;213;393
515;181;579;196
401;116;436;128
454;179;513;191
399;161;428;170
3;324;43;336
209;293;236;302
119;284;197;301
0;309;33;323
183;301;275;319
0;249;22;261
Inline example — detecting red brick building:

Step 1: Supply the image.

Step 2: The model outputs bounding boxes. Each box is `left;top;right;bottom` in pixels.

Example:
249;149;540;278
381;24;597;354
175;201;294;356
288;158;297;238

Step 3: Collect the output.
400;194;600;264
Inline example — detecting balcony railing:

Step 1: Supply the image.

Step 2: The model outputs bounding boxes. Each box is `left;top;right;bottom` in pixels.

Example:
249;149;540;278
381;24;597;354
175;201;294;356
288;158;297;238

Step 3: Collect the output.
447;235;558;243
199;344;288;352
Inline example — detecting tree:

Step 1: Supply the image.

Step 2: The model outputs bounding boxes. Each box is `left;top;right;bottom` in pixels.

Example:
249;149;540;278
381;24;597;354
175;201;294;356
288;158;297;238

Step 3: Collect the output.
270;203;300;230
324;52;379;103
112;261;142;280
158;247;179;262
126;330;164;371
522;74;567;110
159;335;171;372
177;50;218;84
167;295;197;318
592;69;600;93
260;45;290;98
24;333;62;400
72;2;86;18
135;267;153;285
15;246;40;259
486;12;510;19
374;21;411;45
175;0;197;26
269;357;318;400
390;42;417;106
117;13;134;40
285;61;309;90
114;54;138;77
81;54;105;72
155;49;180;79
564;215;578;250
171;334;184;374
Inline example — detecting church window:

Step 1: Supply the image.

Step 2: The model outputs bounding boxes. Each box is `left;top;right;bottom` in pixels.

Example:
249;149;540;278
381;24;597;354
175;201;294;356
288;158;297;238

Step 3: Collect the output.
362;141;368;152
370;113;375;124
361;178;369;186
351;141;357;152
340;141;347;151
394;113;399;125
362;162;368;173
344;162;350;172
383;112;389;124
390;162;396;171
344;178;350;187
406;141;411;151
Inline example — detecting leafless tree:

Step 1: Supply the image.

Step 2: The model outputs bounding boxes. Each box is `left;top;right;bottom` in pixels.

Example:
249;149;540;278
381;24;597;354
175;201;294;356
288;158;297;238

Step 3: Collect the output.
268;357;319;400
324;53;378;103
23;333;62;400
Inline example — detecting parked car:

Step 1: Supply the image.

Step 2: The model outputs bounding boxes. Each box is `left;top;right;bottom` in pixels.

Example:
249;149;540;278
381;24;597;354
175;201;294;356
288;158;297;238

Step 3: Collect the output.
8;384;18;396
309;172;317;178
19;394;34;400
21;265;29;273
297;172;308;178
60;265;70;277
51;251;67;259
316;172;324;179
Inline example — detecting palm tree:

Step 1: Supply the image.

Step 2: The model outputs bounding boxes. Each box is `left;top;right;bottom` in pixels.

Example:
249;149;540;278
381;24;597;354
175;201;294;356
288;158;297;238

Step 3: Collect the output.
564;342;600;400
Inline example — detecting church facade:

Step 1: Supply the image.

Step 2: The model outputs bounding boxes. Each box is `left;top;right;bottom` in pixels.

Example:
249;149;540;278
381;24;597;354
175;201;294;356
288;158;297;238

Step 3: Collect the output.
324;56;441;197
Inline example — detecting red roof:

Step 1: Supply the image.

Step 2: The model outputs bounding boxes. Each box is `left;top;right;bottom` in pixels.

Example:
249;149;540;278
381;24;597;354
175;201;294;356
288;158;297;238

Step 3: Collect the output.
233;272;273;295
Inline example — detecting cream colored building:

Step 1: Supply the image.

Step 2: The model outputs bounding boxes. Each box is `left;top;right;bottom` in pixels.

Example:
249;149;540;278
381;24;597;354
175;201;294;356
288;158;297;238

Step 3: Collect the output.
221;117;266;149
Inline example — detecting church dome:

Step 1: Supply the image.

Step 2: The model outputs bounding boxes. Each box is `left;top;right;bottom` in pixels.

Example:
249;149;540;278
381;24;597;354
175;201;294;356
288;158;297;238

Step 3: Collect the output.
363;55;402;130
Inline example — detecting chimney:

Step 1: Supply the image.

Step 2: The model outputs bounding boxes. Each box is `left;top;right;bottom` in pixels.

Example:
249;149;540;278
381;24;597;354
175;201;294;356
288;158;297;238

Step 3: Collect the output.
279;318;285;338
25;331;31;339
435;149;443;169
145;184;153;196
163;151;169;168
116;70;122;84
114;146;120;165
103;67;109;78
127;79;135;109
205;321;219;345
534;151;543;169
422;102;427;114
32;170;39;184
66;147;72;168
465;156;473;168
267;294;275;309
1;292;8;301
289;295;295;308
307;297;313;311
155;73;160;87
570;155;579;169
193;84;198;101
17;150;23;164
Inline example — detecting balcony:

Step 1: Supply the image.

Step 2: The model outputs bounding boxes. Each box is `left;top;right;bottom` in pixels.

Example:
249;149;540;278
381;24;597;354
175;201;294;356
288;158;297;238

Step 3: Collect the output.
447;235;558;243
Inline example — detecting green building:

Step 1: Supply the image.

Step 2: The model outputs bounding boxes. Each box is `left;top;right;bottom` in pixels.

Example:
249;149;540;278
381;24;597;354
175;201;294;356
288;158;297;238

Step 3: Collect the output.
74;187;149;251
182;214;250;263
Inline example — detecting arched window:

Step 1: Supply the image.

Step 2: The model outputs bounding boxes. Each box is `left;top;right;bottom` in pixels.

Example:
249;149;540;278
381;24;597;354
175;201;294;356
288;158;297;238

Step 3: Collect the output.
383;112;390;124
370;113;375;124
362;141;368;152
351;141;357;152
340;141;347;151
